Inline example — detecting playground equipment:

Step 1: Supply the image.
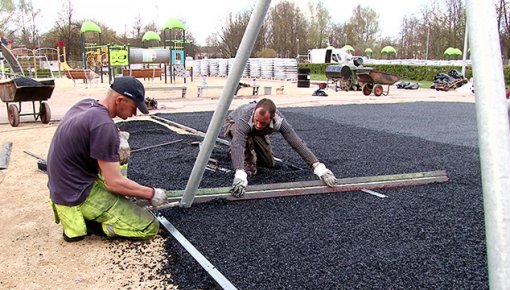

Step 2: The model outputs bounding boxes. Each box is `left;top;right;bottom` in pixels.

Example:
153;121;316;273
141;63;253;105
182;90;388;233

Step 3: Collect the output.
80;21;107;82
56;19;193;85
10;47;56;79
123;46;168;82
162;17;193;83
123;30;165;81
57;41;97;87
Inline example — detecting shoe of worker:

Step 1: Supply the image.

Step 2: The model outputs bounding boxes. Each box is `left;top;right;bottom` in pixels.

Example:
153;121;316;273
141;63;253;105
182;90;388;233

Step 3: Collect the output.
62;232;85;243
244;162;258;176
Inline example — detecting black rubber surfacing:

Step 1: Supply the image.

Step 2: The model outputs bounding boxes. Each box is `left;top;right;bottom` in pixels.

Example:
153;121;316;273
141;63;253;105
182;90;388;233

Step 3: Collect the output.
117;102;487;289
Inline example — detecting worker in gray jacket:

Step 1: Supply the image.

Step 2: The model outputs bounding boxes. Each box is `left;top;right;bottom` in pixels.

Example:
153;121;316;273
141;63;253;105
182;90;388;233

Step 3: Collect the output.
224;98;336;197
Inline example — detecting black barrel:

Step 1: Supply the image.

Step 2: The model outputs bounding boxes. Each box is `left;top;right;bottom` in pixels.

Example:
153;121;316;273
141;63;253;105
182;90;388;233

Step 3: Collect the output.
297;67;310;88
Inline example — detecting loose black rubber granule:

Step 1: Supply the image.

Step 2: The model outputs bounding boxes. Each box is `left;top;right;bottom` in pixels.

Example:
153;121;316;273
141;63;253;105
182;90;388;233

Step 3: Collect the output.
13;76;43;87
120;102;487;289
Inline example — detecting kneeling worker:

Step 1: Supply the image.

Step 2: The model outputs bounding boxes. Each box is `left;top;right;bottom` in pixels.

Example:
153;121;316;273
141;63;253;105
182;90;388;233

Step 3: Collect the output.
47;76;167;242
223;98;337;197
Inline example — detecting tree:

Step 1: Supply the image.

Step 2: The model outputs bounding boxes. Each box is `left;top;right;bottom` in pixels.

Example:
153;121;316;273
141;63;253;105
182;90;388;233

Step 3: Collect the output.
398;15;424;59
216;9;266;58
329;23;347;48
395;0;466;60
496;0;510;60
50;0;81;63
267;1;307;57
15;0;40;48
0;0;16;39
307;1;331;48
256;48;277;58
342;5;379;54
130;13;143;47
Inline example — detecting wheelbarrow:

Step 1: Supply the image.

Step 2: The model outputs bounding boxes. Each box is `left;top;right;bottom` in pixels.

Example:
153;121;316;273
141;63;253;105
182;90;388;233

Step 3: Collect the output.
0;77;55;127
356;68;400;96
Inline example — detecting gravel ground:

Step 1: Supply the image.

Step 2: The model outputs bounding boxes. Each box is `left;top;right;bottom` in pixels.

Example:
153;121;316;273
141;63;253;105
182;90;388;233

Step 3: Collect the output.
118;101;487;289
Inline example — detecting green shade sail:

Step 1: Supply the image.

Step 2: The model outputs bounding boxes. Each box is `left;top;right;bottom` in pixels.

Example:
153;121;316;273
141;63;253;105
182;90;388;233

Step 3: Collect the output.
163;18;185;30
444;47;462;56
443;47;455;55
142;31;161;42
343;45;355;52
80;21;101;34
381;46;396;54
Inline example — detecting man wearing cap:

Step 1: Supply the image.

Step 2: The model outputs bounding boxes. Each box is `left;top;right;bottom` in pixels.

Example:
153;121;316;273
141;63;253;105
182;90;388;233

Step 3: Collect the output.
47;76;167;242
224;98;337;197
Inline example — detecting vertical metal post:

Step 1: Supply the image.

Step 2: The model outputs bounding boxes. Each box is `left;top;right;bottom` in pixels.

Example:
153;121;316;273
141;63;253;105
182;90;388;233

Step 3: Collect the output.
180;0;272;207
461;19;469;76
425;26;430;60
466;1;510;288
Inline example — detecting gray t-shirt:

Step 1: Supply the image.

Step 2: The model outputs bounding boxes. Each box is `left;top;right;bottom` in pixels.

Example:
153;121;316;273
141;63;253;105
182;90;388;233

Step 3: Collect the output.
47;99;120;206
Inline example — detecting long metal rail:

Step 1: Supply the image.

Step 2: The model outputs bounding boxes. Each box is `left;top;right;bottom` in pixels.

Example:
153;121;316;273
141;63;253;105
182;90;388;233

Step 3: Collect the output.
151;115;230;145
153;170;448;210
156;215;237;290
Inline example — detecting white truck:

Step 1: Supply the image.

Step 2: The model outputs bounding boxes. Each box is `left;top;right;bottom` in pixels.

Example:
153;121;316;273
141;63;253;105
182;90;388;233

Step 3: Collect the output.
308;47;352;64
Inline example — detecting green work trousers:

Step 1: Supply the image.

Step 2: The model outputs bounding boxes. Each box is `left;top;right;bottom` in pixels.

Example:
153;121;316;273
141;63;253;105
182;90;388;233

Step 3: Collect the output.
52;179;159;240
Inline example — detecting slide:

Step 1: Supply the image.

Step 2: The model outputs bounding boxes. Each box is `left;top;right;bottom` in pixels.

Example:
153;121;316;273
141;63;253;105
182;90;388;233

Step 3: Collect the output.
0;43;24;76
60;61;72;70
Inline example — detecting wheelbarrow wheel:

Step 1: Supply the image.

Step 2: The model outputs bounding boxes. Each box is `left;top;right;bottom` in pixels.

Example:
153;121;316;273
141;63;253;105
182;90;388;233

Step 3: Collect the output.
7;104;20;127
362;84;372;96
40;102;51;124
373;84;384;96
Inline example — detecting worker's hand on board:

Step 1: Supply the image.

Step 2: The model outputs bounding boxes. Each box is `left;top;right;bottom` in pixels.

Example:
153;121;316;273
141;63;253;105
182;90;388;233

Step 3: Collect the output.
150;188;167;207
313;162;337;187
230;169;248;198
119;131;130;165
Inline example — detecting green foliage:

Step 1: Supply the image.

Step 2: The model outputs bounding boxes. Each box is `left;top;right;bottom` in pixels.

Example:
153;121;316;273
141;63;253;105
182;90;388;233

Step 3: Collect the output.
22;69;52;78
505;66;510;85
299;63;476;82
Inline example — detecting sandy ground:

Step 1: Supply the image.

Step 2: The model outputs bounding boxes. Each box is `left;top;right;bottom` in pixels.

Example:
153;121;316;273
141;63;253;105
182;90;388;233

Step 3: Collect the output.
0;76;475;289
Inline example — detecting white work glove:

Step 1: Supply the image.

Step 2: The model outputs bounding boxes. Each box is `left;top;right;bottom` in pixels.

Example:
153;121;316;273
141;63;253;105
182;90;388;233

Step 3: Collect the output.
119;131;130;165
313;162;337;187
230;169;248;198
150;188;167;207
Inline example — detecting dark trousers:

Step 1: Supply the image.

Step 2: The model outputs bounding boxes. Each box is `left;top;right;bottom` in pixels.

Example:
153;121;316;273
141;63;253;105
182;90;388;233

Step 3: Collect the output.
224;121;275;168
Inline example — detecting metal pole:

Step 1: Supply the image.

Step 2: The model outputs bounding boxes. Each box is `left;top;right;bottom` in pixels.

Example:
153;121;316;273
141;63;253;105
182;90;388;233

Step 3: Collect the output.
157;215;238;290
466;1;510;288
461;19;469;77
425;26;430;60
180;0;271;207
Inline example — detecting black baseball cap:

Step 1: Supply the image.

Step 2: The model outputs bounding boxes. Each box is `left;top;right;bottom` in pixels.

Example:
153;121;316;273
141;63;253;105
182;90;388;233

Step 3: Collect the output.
110;76;148;114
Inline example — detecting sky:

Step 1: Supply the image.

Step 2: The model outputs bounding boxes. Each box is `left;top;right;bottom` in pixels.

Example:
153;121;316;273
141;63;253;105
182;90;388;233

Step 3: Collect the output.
32;0;432;46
